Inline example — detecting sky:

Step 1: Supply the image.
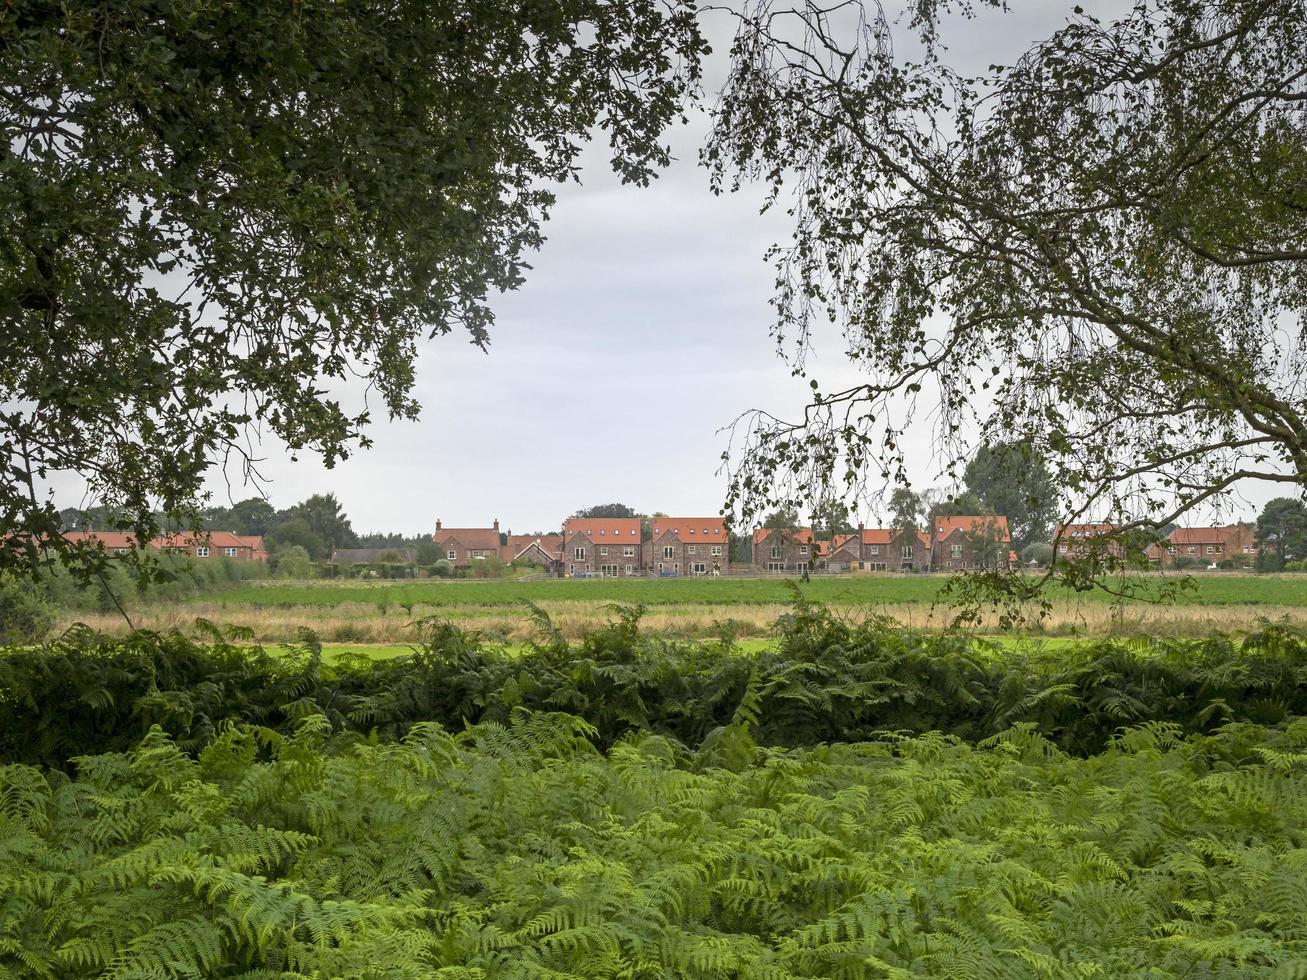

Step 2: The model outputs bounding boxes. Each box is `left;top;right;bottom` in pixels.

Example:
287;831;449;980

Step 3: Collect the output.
46;1;1282;536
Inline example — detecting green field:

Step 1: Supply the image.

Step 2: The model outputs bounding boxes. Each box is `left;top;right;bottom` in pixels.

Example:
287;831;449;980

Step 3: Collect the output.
205;572;1307;609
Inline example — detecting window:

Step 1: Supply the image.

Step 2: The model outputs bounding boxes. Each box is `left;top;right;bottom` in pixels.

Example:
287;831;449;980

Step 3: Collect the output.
447;549;457;560
663;546;675;559
1168;546;1177;555
710;546;722;557
689;528;695;535
623;546;635;557
771;545;783;559
195;546;209;557
114;547;128;555
600;547;608;556
869;545;880;555
1205;545;1214;555
901;544;914;559
951;544;963;558
703;528;709;534
687;545;696;555
796;562;809;573
574;547;586;560
691;562;706;575
225;547;238;557
1187;546;1196;555
767;562;785;572
799;544;809;555
599;529;606;536
600;564;619;577
624;564;635;575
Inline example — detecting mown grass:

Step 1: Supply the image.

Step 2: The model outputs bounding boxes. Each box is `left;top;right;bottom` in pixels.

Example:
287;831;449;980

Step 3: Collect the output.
206;572;1307;608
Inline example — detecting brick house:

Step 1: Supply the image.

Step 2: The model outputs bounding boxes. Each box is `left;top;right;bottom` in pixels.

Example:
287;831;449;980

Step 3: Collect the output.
432;519;504;567
928;516;1011;571
65;529;266;560
646;517;729;576
562;517;642;577
1149;523;1258;566
504;534;563;572
823;533;863;571
752;527;816;573
1055;523;1125;562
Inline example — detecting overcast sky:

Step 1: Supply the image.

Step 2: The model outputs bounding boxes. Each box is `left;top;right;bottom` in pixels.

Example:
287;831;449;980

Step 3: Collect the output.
49;1;1280;535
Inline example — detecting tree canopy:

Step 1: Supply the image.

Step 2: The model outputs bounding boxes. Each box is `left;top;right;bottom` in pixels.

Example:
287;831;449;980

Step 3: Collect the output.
711;0;1307;562
962;442;1057;550
570;504;642;520
1257;497;1307;565
3;0;706;578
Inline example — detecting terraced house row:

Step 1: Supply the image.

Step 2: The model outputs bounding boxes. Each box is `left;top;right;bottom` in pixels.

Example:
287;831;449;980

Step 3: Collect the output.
752;515;1013;575
1056;522;1260;566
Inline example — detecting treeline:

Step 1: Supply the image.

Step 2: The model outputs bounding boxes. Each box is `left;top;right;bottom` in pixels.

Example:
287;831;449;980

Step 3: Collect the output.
6;599;1307;771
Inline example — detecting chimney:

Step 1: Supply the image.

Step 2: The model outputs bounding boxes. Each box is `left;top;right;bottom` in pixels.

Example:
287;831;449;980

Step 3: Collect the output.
435;519;442;531
493;518;499;531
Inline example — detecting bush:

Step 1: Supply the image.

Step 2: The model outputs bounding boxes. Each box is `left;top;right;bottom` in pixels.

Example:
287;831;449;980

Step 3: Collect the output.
1021;542;1054;566
0;574;55;645
433;559;454;578
272;545;313;578
1171;555;1201;570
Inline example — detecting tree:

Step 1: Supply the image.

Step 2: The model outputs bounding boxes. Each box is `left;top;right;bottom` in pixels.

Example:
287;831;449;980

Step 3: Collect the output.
227;499;278;538
887;487;923;532
272;545;313;580
925;490;985;523
1022;542;1055;567
711;0;1307;570
1256;498;1307;564
415;540;442;565
265;518;328;562
570;504;641;520
760;507;801;530
289;494;358;554
3;1;706;578
811;495;855;541
962;442;1057;551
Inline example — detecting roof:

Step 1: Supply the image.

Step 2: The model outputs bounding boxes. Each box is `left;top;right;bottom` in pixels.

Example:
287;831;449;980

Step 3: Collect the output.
1168;526;1241;545
63;530;143;550
649;517;727;540
563;518;642;540
859;528;895;546
432;526;502;550
830;533;861;554
932;515;1011;541
1056;523;1120;539
157;530;263;550
752;527;815;546
505;534;563;561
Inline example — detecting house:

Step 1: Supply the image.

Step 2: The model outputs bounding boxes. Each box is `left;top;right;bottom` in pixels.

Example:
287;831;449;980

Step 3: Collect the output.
63;529;266;560
504;534;564;572
1055;523;1125;561
752;527;816;574
646;517;729;576
928;515;1011;571
823;533;863;572
1149;523;1258;566
432;519;503;566
562;517;642;577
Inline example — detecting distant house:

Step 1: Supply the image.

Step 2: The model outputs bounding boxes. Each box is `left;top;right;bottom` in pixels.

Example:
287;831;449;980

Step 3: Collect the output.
752;527;816;574
504;534;563;572
64;529;266;560
1055;523;1124;561
928;516;1011;571
562;517;642;577
1148;523;1258;566
432;519;504;567
646;517;728;576
823;533;863;571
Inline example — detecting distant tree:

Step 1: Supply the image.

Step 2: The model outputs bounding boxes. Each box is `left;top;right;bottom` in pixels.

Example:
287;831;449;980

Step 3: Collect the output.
887;487;923;532
273;545;313;579
571;503;640;520
760;506;801;530
1256;498;1307;564
811;495;855;541
641;512;668;543
377;550;405;563
729;532;753;565
265;518;329;562
925;490;985;523
962;441;1057;551
432;559;455;579
1022;542;1055;567
227;499;278;537
289;494;359;554
415;540;442;565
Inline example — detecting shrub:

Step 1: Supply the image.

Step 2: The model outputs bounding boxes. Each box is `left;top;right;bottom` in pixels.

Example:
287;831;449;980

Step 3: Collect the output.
1021;542;1054;566
0;574;55;645
433;559;454;578
273;545;313;578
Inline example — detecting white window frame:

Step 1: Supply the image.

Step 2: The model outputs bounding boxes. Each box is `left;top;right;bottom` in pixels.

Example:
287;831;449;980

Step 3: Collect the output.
767;562;785;572
225;547;238;557
623;546;635;557
950;544;963;558
771;545;783;559
663;546;675;559
600;547;608;556
447;549;457;560
574;547;586;560
195;546;209;557
691;562;707;575
710;546;722;557
687;545;697;555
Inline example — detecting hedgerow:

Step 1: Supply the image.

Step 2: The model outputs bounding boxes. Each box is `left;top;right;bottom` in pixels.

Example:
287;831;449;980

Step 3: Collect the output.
2;711;1306;977
5;601;1307;768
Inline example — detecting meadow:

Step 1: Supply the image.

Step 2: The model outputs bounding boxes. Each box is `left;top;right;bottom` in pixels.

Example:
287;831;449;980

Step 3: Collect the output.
59;572;1307;645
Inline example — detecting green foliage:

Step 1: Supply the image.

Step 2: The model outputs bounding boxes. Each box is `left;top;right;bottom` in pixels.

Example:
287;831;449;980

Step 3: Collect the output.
9;604;1307;770
266;517;330;562
273;545;314;579
1021;542;1055;566
1258;498;1307;563
0;575;54;646
963;441;1057;550
3;709;1307;976
432;560;455;579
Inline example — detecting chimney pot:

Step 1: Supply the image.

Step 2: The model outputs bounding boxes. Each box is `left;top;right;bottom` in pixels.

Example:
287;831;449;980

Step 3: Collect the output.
493;518;499;530
435;519;442;531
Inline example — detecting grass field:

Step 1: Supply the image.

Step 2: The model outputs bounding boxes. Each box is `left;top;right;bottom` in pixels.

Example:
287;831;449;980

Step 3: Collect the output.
59;572;1307;644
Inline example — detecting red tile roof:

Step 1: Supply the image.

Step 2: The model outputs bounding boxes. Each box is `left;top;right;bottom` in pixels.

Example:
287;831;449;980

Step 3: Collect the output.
1167;526;1239;546
506;534;562;561
563;518;642;540
859;528;895;545
752;527;815;546
63;530;143;550
433;526;502;551
649;517;727;540
932;515;1011;541
1056;523;1120;539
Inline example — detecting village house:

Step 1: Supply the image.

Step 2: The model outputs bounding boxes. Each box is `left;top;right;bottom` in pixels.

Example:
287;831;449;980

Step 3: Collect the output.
1148;523;1258;566
1055;523;1126;562
504;533;564;572
822;533;863;572
64;529;267;560
928;516;1012;571
432;519;504;567
562;517;643;577
645;517;729;576
752;527;816;574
